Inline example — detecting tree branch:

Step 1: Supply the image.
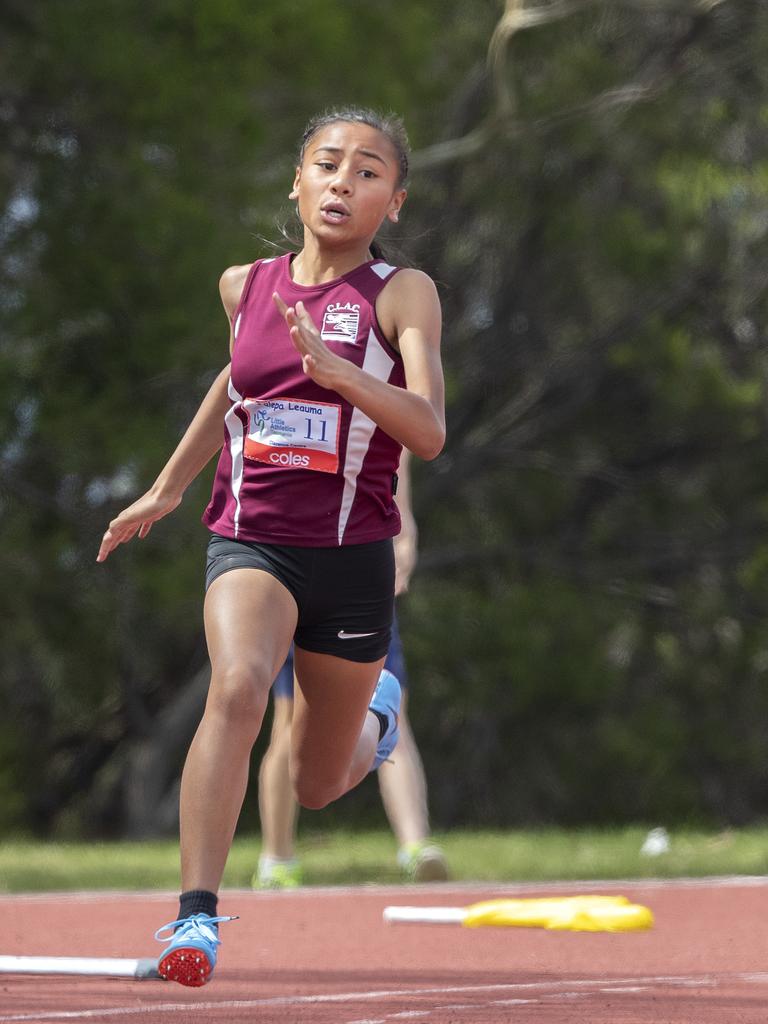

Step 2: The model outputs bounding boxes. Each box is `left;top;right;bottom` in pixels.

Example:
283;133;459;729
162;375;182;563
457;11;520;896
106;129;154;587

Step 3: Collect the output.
411;0;729;172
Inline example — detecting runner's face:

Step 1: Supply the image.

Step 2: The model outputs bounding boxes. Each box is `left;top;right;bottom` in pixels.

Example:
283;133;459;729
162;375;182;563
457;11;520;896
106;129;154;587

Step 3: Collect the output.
292;122;406;248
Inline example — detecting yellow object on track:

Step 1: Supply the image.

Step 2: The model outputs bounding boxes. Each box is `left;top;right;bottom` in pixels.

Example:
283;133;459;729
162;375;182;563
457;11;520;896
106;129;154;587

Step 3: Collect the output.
463;895;653;931
383;894;654;932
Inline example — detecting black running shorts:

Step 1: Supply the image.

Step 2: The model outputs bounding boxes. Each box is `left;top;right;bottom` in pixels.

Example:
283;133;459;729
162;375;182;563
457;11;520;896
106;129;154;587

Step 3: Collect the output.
204;533;394;663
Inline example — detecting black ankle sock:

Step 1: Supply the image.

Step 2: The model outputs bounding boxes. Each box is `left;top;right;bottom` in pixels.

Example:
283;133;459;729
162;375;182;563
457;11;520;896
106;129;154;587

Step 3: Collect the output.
178;889;218;921
371;709;388;741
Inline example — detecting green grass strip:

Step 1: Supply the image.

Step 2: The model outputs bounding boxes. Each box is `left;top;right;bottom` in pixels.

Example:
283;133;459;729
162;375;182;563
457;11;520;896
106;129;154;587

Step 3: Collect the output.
1;827;767;893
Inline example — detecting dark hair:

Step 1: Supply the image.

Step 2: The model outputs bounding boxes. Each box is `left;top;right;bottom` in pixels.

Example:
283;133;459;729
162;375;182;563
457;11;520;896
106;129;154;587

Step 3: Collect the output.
299;106;410;189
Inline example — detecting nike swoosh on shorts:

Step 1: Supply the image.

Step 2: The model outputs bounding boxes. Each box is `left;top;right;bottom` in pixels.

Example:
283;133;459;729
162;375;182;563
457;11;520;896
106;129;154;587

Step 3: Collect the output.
337;630;378;639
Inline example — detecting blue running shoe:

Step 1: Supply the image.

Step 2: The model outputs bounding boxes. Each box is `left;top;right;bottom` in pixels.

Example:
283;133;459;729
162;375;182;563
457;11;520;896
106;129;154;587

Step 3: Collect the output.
155;913;237;987
370;668;401;769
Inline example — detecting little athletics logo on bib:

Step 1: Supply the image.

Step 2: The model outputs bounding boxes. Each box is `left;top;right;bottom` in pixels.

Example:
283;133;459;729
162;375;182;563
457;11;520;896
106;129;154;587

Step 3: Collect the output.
321;302;360;343
243;397;341;473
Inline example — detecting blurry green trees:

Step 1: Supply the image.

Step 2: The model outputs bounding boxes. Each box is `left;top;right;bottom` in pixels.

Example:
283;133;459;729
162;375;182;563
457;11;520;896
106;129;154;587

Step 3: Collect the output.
2;0;768;836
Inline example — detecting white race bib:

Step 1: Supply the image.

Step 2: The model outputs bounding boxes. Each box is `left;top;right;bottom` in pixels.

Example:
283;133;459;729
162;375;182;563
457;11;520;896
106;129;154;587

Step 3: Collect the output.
243;397;341;474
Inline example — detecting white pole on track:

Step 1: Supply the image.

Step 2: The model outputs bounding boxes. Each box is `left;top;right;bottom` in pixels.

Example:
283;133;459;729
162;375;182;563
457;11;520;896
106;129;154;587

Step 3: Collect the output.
0;955;160;979
383;895;655;931
383;906;466;924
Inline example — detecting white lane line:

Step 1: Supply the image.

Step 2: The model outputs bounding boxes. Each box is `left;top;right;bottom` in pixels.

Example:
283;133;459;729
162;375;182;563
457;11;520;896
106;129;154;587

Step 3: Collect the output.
669;978;718;988
600;986;649;993
1;972;765;1022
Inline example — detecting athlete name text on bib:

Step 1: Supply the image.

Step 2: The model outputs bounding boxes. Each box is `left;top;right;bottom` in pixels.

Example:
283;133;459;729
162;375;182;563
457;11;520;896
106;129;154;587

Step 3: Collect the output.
243;396;341;474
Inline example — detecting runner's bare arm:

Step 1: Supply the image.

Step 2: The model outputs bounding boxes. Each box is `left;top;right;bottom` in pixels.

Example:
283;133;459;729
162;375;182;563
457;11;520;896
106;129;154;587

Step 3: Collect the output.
273;270;445;460
219;264;252;354
394;448;417;595
96;266;250;562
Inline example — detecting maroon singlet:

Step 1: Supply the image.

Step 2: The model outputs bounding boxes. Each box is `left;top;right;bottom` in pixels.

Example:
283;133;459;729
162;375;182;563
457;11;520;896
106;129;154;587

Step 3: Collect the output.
203;254;406;546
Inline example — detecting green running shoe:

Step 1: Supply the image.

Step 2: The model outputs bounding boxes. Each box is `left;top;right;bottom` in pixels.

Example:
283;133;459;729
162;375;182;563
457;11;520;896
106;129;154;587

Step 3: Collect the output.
252;857;303;890
397;841;449;882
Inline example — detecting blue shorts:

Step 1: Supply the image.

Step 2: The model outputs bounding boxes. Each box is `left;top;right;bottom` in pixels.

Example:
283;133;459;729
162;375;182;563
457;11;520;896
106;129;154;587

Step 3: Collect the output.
273;612;408;699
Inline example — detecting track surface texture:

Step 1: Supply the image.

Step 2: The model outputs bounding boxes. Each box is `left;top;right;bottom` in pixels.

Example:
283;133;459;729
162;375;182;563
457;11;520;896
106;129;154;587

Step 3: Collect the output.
3;878;768;1023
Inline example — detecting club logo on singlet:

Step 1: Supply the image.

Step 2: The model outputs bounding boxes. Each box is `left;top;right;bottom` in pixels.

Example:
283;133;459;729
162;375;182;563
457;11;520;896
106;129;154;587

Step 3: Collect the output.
320;302;360;343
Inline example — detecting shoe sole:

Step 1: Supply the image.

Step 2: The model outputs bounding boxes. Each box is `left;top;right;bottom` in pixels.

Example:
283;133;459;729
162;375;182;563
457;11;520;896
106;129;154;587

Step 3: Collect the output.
411;853;449;883
158;946;213;987
370;669;402;768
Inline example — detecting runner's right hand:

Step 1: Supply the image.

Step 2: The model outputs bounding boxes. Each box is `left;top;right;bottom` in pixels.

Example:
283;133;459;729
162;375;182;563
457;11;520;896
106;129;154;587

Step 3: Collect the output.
97;489;182;562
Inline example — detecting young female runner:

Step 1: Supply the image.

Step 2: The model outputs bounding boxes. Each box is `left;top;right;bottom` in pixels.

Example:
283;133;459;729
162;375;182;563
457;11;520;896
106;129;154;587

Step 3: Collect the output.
97;106;445;987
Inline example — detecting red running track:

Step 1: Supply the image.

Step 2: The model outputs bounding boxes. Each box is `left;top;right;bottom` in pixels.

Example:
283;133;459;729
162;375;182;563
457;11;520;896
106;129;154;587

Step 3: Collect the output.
3;878;768;1023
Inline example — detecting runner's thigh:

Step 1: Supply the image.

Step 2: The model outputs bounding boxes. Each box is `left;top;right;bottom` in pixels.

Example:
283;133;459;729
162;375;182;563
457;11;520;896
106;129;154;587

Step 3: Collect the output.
290;648;385;781
204;568;298;693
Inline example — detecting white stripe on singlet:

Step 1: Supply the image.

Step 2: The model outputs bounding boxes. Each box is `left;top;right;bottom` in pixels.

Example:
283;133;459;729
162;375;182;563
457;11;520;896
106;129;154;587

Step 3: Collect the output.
337;328;395;544
371;262;398;280
224;376;246;538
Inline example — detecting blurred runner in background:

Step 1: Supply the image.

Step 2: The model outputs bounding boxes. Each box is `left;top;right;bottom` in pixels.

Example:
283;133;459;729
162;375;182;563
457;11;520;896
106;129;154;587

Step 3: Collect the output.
256;450;449;887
